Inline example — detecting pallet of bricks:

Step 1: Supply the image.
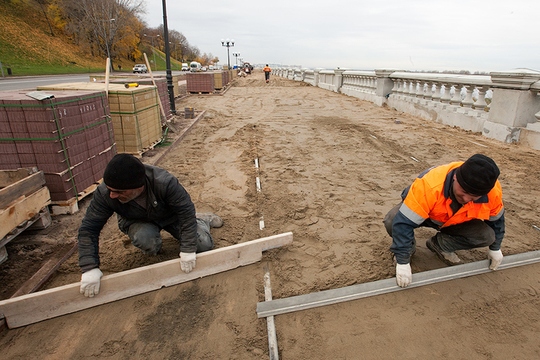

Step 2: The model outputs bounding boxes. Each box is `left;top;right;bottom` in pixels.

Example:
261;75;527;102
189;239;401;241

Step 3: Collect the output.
0;168;52;265
186;72;215;94
36;82;163;156
214;71;225;91
0;89;116;214
90;74;181;121
90;74;181;98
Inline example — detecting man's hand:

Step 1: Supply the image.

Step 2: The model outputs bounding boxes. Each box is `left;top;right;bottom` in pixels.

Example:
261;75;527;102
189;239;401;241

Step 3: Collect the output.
180;252;196;273
80;268;103;297
396;263;412;288
488;249;503;270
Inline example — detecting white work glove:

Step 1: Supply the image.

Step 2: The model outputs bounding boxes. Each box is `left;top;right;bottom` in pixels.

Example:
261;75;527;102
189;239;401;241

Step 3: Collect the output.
180;252;196;273
488;249;503;270
396;263;412;288
80;268;103;298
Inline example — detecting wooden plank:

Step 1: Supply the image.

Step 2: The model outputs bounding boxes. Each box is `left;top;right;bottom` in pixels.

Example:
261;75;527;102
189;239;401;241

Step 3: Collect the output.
0;171;46;209
9;243;77;298
263;264;279;360
0;168;37;188
256;249;540;318
0;207;51;249
0;232;293;328
0;187;51;240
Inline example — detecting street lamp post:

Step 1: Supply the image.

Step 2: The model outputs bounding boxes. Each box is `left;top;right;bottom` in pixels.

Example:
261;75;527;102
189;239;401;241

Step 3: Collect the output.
221;38;235;70
232;52;240;67
144;33;160;70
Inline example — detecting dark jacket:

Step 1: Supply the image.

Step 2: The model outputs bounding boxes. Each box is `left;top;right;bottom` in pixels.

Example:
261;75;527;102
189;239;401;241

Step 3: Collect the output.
78;164;197;272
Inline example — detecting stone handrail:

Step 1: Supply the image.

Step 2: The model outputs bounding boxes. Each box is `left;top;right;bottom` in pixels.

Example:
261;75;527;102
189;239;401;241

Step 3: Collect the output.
274;67;540;150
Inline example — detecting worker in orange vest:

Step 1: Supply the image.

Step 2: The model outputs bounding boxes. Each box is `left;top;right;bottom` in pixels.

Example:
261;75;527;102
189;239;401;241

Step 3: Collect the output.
383;154;505;288
263;64;271;83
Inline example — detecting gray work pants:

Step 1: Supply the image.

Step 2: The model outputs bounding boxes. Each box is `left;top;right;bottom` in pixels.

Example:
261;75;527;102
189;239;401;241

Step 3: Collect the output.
383;202;495;252
127;218;214;255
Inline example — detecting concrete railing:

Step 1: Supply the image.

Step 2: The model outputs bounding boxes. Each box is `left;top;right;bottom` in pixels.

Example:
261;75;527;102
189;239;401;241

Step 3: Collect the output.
275;67;540;150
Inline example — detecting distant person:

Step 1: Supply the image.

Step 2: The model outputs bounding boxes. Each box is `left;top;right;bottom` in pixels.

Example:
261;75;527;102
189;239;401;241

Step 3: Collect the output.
383;154;505;288
263;64;272;83
78;154;223;297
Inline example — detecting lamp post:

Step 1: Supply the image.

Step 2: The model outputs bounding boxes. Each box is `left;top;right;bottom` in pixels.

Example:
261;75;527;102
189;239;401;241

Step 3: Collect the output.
144;33;160;70
221;38;235;70
232;52;240;67
161;0;176;115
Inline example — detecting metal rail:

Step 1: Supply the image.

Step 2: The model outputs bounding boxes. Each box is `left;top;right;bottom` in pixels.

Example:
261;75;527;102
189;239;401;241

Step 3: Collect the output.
256;250;540;318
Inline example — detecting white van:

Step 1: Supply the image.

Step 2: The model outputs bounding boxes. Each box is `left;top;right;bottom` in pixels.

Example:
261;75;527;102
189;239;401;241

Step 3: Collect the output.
189;61;201;72
181;63;189;71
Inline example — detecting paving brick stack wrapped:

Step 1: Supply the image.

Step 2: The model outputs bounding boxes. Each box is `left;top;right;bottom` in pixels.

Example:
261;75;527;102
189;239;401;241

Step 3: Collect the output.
37;83;162;154
186;73;215;93
90;75;180;119
0;90;115;201
90;74;180;98
214;72;224;90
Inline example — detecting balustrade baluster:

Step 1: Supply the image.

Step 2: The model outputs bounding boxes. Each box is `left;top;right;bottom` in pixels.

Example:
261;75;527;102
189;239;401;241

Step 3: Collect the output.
431;82;442;103
462;85;474;108
450;84;463;105
416;81;424;98
474;86;488;111
440;83;452;103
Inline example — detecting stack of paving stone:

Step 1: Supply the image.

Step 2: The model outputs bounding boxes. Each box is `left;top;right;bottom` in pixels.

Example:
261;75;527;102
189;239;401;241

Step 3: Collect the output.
186;73;215;93
37;82;162;154
0;90;115;201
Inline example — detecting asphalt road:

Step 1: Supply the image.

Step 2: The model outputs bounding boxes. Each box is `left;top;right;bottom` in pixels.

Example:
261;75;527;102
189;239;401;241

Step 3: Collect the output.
0;71;176;91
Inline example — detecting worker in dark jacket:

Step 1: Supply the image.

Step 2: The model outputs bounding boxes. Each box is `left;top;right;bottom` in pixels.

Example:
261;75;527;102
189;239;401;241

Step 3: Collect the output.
383;154;505;288
78;154;222;297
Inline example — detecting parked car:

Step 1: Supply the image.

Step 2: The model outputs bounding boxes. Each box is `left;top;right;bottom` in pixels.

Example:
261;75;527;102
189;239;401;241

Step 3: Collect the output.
133;64;148;73
189;61;202;72
181;63;189;71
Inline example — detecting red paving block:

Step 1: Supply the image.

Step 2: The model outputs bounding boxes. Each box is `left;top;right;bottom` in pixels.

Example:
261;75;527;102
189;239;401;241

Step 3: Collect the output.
0;90;113;201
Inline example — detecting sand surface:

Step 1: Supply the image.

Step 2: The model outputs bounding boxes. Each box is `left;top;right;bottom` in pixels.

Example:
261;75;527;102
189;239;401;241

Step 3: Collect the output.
1;71;540;359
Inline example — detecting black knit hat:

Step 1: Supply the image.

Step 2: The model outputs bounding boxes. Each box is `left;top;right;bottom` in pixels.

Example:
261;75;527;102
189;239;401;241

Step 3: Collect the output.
103;154;146;190
455;154;500;196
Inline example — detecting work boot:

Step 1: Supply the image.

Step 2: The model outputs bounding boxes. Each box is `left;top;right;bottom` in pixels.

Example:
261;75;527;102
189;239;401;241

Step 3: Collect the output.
426;236;462;266
196;213;223;228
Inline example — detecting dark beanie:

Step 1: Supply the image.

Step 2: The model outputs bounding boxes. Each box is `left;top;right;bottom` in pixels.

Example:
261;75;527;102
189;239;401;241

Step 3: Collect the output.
455;154;500;195
103;154;146;190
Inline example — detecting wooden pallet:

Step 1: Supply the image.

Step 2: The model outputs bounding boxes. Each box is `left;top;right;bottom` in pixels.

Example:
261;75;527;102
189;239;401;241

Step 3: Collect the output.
49;181;101;215
0;169;52;265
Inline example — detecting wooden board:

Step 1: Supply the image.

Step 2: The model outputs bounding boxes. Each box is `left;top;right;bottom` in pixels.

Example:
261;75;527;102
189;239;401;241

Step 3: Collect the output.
0;168;38;188
0;171;45;209
0;232;293;328
0;186;51;240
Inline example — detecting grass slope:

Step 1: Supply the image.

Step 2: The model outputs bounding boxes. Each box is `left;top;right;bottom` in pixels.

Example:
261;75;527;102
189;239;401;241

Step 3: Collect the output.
0;2;108;75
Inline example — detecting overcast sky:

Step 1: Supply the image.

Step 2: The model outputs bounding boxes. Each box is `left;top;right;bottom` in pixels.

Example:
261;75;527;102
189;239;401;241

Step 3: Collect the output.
144;0;539;73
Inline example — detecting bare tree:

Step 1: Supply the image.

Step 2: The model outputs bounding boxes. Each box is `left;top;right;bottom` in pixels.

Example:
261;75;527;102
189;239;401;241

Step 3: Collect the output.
55;0;144;69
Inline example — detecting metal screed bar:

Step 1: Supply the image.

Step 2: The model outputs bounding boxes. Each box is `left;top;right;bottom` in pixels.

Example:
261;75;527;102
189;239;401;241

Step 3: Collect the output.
257;250;540;318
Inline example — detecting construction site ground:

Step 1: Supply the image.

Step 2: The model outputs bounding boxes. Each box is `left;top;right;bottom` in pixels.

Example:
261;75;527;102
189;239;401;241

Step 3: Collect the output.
1;71;540;359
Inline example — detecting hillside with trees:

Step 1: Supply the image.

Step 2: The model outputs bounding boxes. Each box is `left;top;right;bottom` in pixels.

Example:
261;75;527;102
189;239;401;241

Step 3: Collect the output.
0;0;218;75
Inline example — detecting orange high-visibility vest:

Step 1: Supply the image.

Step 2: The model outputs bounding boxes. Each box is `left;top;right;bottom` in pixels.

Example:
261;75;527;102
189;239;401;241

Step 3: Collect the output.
400;161;504;228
